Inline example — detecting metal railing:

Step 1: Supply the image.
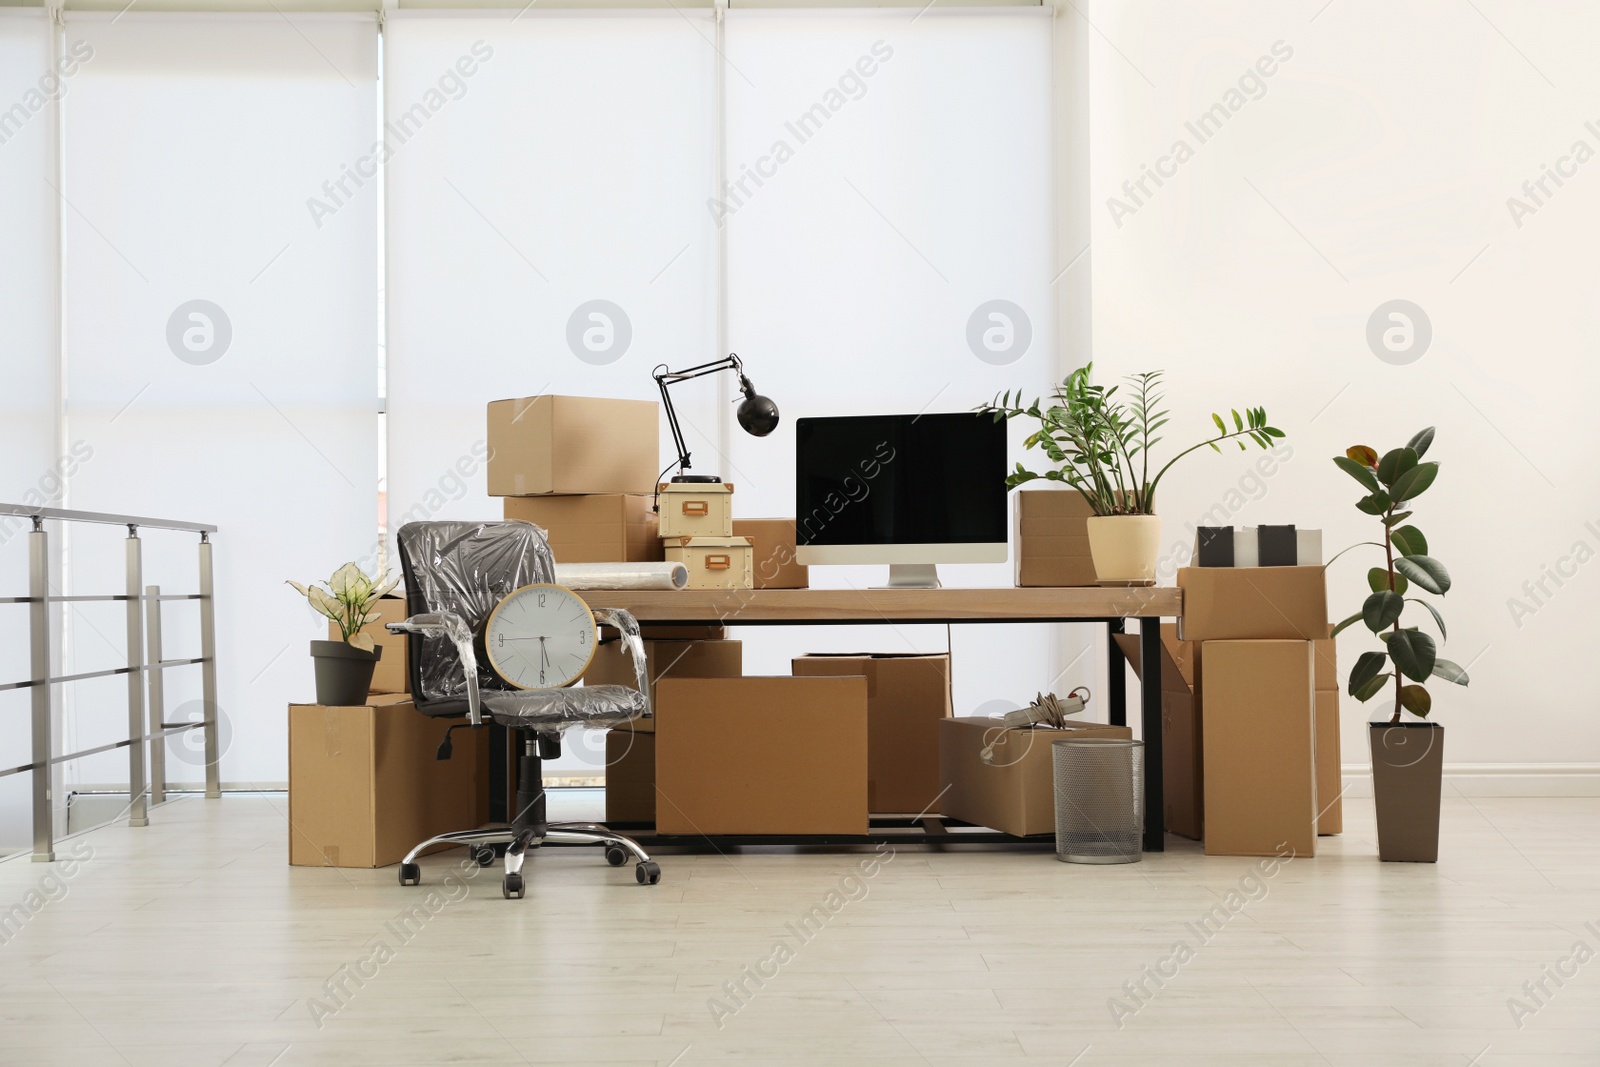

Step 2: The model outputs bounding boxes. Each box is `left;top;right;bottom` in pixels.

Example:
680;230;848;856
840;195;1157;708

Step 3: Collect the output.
0;505;219;862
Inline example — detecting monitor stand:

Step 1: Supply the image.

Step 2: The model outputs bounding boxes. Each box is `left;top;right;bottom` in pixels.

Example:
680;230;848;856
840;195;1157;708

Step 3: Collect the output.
879;563;941;589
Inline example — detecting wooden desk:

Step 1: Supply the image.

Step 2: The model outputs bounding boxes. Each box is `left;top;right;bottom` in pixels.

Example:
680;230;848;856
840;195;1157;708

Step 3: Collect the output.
580;585;1181;852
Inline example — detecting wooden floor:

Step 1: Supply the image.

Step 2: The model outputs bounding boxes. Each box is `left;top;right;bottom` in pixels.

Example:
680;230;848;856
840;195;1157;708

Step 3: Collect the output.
1;792;1598;1066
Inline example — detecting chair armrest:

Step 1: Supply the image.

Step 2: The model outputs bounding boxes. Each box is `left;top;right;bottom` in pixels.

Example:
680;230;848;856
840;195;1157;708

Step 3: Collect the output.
589;607;650;719
386;611;481;726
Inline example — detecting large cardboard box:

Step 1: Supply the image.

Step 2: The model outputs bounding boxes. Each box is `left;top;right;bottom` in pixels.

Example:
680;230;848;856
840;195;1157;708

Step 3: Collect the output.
583;638;742;719
486;395;659;496
939;717;1134;837
287;696;490;868
1114;625;1204;840
604;728;655;824
1201;640;1317;858
1313;628;1341;835
734;518;809;589
501;494;662;563
791;653;951;815
330;595;410;695
1014;490;1098;587
1177;565;1328;641
654;677;868;835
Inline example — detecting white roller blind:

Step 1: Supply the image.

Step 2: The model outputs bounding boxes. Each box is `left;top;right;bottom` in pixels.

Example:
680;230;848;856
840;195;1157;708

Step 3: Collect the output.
720;11;1062;712
61;13;380;787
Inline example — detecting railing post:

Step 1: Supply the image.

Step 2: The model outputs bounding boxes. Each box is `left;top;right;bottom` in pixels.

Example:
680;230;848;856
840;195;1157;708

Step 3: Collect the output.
145;583;165;807
125;527;148;827
29;519;55;862
198;533;220;799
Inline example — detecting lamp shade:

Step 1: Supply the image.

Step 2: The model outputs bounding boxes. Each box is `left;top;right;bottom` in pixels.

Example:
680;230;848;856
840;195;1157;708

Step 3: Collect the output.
737;392;780;436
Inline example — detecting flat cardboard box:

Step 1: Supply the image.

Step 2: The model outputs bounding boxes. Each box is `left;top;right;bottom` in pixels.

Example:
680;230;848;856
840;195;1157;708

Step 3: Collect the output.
1014;490;1098;587
734;518;809;589
939;716;1134;837
791;653;951;814
486;394;659;496
654;677;868;835
501;494;662;563
330;595;409;695
1200;640;1317;858
1315;689;1342;836
1114;625;1204;840
287;696;490;868
1177;565;1328;642
600;623;730;642
604;728;656;824
583;639;743;726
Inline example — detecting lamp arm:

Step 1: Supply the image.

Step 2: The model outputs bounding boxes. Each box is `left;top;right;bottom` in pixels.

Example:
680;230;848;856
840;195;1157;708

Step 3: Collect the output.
652;354;748;478
655;372;692;475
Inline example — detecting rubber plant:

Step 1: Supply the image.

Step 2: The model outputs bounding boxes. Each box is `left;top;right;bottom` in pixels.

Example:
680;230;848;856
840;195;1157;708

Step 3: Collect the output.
287;563;398;651
1330;427;1469;722
980;362;1284;515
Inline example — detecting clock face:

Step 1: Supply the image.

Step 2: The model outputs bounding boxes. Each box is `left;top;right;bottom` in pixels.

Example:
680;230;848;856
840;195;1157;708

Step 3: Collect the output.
482;584;598;690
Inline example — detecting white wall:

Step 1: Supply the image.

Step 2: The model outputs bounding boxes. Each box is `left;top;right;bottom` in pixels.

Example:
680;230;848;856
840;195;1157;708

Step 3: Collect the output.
1087;0;1600;772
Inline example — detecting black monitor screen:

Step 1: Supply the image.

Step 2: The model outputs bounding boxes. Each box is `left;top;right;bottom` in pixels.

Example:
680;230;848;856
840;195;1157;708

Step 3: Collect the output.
795;413;1008;546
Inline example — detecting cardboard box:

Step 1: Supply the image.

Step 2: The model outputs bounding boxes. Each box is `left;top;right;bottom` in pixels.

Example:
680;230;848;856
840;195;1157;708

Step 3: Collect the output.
583;638;743;718
734;518;809;589
1314;689;1342;836
1014;490;1098;587
664;535;754;589
1177;566;1328;642
1114;625;1203;841
654;677;867;835
287;696;490;868
501;494;662;563
604;728;655;824
791;653;951;814
657;482;734;539
938;716;1134;837
1200;640;1317;858
486;394;659;496
330;595;410;695
600;623;730;643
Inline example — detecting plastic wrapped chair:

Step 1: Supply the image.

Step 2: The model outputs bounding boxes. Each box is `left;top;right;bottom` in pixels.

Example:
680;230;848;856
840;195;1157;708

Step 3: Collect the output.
386;520;659;896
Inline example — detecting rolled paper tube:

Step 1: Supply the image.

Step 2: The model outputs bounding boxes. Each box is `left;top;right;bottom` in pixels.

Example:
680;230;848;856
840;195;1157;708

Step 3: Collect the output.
553;562;689;591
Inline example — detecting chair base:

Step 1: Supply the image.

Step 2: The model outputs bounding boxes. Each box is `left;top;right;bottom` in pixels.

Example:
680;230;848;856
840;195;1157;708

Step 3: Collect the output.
397;823;660;895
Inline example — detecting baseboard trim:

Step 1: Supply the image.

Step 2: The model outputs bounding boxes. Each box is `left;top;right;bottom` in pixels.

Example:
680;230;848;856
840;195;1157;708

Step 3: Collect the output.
1341;764;1600;797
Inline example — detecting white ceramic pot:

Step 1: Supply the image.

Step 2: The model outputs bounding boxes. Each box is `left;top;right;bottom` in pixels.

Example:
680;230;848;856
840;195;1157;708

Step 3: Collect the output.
1086;515;1162;584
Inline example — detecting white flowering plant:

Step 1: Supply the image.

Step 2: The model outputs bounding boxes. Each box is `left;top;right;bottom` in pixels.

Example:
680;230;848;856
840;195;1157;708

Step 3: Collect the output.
287;563;399;652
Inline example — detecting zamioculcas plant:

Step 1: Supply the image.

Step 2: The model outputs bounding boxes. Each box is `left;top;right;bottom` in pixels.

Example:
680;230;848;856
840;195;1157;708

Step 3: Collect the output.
1330;427;1469;723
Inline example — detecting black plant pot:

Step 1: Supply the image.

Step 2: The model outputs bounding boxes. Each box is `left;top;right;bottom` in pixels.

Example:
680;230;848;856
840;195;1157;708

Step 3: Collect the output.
310;640;383;706
1369;722;1444;863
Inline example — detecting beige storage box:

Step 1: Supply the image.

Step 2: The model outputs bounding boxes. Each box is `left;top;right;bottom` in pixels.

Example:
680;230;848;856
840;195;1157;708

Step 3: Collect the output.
664;535;753;589
657;482;734;538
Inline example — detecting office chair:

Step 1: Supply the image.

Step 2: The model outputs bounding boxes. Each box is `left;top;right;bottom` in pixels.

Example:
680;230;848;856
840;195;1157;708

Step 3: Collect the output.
385;520;660;897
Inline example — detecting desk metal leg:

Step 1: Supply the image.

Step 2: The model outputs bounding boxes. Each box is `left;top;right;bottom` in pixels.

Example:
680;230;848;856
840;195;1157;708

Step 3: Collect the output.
1106;619;1126;727
1140;618;1164;853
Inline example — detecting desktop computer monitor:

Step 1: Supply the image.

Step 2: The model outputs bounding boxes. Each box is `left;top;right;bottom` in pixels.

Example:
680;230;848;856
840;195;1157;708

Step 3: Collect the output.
794;412;1008;587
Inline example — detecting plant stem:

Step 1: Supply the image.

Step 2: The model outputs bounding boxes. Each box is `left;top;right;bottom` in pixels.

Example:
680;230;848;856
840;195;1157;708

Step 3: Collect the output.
1386;510;1401;725
1146;428;1266;503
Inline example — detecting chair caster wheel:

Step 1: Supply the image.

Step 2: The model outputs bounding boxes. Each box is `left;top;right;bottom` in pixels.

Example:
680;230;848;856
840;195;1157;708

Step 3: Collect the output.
605;845;628;867
399;862;421;887
636;860;661;885
503;873;525;899
472;845;497;867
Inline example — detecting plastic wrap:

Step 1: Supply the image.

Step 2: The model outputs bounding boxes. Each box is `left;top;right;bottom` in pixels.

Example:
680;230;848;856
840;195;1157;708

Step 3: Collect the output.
393;520;651;730
553;562;688;590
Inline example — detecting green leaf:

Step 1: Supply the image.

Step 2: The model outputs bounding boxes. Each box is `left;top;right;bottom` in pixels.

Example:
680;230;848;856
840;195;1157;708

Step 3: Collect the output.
1376;447;1418;488
1356;490;1393;515
1390;525;1428;557
1349;650;1388;697
1232;409;1243;431
1363;590;1404;632
1399;684;1432;717
1385;629;1438;682
1431;658;1470;686
1333;456;1381;493
1368;567;1409;595
1406;597;1447;641
1395;555;1451;595
1407;426;1435;459
1212;412;1226;435
1384;510;1414;526
1353;672;1392;702
1331;610;1364;638
1389;461;1439;503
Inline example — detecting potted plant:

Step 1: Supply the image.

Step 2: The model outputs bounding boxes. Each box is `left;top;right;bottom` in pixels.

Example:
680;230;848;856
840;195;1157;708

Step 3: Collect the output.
981;363;1285;582
1329;427;1469;862
288;563;400;706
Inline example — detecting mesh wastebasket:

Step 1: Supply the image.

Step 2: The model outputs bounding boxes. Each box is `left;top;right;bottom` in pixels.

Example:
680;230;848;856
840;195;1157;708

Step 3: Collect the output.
1053;737;1145;864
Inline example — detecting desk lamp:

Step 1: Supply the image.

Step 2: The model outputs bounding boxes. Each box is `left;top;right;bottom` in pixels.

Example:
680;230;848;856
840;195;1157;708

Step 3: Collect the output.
653;354;779;484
